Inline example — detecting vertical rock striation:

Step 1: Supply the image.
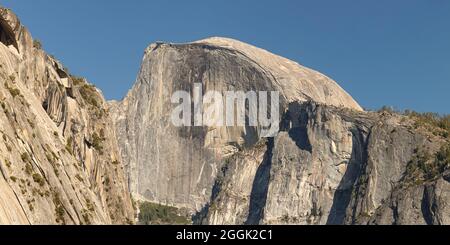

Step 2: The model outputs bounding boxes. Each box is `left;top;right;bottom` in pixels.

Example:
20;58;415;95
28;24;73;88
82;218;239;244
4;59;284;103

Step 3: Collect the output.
0;6;134;224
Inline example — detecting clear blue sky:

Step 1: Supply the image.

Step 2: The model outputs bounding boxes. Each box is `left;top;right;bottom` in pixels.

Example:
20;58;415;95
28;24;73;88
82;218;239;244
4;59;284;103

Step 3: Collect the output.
1;0;449;113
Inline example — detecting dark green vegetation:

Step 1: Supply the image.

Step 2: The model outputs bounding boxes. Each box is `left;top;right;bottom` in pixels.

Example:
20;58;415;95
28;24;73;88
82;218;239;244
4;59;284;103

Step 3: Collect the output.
52;190;65;224
379;106;449;138
4;82;20;98
33;39;42;49
404;144;450;184
406;111;450;138
70;74;100;107
402;110;450;184
138;202;191;225
70;75;84;86
70;75;106;119
91;132;104;153
377;106;450;185
79;83;100;107
32;173;45;187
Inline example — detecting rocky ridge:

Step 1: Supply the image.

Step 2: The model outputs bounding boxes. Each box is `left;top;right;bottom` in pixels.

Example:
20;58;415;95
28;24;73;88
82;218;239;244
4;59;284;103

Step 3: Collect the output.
0;6;134;224
198;102;449;224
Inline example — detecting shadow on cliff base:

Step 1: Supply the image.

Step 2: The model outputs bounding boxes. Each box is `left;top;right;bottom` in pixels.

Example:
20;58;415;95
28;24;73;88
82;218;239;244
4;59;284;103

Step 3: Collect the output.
326;129;367;225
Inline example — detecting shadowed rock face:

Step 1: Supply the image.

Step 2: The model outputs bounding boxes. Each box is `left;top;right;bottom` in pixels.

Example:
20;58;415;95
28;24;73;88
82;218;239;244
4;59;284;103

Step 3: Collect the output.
0;8;20;54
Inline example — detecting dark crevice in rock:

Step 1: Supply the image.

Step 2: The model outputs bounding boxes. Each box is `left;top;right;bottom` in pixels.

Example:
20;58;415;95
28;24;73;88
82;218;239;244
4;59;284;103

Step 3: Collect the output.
211;165;229;202
348;128;373;224
56;67;68;79
421;187;434;225
42;100;49;111
288;127;312;152
443;172;450;183
392;202;400;225
282;102;312;153
192;160;230;225
192;205;209;225
245;138;274;225
66;87;76;99
0;17;19;53
421;185;441;225
327;129;365;224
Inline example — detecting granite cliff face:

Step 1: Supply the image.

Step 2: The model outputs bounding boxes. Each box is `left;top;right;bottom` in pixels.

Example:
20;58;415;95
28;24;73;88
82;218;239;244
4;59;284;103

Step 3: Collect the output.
111;37;449;225
1;6;448;225
199;102;449;225
111;38;362;210
0;7;134;224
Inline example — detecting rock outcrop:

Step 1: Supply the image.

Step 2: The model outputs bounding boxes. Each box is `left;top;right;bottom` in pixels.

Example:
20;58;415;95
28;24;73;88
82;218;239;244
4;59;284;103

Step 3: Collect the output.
112;37;449;225
0;6;134;224
199;102;449;224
